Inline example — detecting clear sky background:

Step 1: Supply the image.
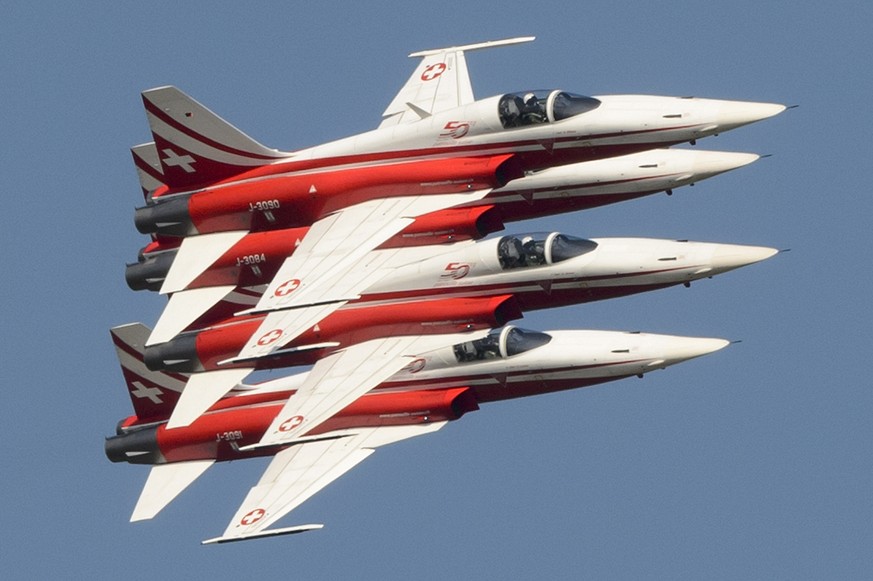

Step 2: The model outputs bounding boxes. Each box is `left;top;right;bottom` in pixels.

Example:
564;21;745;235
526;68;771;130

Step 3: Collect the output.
2;2;871;579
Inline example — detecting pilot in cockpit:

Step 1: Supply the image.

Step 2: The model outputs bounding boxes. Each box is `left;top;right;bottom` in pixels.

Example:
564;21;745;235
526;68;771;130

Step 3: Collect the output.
521;93;546;124
521;235;545;265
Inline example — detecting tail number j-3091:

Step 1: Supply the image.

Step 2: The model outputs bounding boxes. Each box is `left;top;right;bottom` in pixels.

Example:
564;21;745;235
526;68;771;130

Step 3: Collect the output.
216;430;244;442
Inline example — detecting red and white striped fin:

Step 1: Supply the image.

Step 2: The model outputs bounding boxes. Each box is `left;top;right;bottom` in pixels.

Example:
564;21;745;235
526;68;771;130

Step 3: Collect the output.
130;142;165;201
111;323;188;422
141;86;292;189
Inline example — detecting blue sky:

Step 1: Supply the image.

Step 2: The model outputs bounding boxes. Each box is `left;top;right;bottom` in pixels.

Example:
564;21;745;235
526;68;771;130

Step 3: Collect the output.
2;2;871;579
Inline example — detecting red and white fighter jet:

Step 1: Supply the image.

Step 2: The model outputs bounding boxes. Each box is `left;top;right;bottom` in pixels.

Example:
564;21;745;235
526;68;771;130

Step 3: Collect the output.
106;322;729;544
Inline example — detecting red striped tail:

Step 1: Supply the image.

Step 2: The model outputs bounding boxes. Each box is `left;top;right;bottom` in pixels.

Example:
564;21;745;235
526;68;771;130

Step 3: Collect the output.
141;86;292;191
110;323;188;423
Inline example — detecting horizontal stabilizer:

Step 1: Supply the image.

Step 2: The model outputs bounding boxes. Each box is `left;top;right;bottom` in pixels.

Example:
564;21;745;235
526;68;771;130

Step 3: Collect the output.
147;285;236;346
165;367;253;429
201;524;323;545
160;231;248;294
131;460;214;521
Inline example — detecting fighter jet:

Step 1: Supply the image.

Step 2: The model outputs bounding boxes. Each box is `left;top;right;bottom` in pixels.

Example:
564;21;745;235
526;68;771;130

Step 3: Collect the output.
142;232;775;374
106;322;729;544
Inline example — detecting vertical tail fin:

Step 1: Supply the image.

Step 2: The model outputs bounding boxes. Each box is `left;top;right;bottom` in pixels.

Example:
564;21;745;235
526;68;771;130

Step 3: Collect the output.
141;86;292;190
130;143;166;202
380;36;535;128
111;323;189;422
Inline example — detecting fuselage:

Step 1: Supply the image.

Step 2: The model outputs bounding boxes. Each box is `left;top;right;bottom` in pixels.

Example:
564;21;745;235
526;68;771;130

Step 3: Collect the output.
291;92;778;173
135;90;783;238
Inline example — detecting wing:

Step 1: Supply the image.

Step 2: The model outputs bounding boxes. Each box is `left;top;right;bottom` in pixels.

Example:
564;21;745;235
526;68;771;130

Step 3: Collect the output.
380;36;535;128
202;422;447;544
147;285;238;346
253;330;488;447
237;191;491;360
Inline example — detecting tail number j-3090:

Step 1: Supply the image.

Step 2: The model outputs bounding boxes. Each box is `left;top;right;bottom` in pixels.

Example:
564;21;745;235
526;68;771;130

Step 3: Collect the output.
249;200;280;212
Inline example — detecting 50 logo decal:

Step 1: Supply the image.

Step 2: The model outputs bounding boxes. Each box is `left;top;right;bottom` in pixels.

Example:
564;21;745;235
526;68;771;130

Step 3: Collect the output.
402;358;427;374
440;121;473;140
440;262;471;280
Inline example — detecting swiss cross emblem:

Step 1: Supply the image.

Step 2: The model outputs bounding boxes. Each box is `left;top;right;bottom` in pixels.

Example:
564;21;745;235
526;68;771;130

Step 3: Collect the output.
240;508;266;526
421;63;447;81
279;415;305;432
274;278;301;297
161;148;196;173
130;381;163;404
256;329;283;346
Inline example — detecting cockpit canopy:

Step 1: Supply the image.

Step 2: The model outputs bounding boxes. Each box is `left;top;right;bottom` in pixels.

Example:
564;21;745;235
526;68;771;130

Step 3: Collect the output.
498;232;598;270
454;326;552;363
498;90;601;128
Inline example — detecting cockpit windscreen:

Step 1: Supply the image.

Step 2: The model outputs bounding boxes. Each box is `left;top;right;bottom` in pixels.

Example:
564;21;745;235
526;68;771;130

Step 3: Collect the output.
499;90;601;128
453;326;552;363
498;232;598;270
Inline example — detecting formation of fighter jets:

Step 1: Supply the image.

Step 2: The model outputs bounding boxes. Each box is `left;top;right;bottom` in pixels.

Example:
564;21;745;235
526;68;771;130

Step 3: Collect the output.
106;37;785;543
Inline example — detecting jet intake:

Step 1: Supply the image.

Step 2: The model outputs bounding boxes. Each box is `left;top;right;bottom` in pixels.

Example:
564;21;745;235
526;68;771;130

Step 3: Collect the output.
381;205;505;248
493;154;526;187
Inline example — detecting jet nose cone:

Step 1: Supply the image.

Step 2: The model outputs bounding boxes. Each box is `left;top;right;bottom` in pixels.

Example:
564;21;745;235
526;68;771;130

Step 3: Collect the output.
691;150;760;179
713;100;786;131
710;244;779;273
661;336;731;365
